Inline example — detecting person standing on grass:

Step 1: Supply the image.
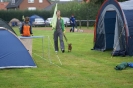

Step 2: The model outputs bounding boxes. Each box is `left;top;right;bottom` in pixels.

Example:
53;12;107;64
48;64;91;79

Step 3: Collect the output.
20;17;33;36
53;10;65;53
70;15;76;32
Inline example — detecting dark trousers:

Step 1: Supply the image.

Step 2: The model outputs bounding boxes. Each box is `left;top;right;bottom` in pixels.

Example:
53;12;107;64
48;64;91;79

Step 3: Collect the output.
54;30;65;51
70;24;75;32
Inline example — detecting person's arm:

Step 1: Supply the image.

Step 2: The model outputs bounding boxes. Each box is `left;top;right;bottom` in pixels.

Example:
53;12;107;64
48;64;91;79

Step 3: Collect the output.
70;17;72;24
20;23;24;35
29;22;33;35
74;18;76;24
70;17;73;24
30;25;33;35
61;19;65;32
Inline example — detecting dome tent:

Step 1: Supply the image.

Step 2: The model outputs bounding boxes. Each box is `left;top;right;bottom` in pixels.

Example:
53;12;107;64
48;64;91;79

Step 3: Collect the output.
93;0;133;56
0;19;36;69
9;18;21;27
29;15;44;25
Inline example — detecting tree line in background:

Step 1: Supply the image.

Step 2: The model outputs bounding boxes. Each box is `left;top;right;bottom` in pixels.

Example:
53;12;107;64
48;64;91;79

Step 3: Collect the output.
0;1;100;22
57;2;100;20
0;0;128;24
0;10;51;22
0;0;11;2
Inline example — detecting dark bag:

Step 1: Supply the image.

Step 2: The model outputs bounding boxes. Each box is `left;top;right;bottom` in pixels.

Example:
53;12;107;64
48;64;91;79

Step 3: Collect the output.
115;62;128;70
128;63;133;68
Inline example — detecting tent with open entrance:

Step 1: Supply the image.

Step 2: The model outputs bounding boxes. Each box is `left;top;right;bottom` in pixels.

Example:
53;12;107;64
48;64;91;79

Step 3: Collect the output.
9;18;21;27
0;20;36;69
93;0;133;56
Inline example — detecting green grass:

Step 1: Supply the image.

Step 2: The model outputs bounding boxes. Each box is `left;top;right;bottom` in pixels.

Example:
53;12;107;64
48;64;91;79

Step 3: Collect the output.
0;27;133;88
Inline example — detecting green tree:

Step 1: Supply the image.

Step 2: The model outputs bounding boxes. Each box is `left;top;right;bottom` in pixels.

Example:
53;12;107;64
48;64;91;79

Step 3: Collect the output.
50;1;100;26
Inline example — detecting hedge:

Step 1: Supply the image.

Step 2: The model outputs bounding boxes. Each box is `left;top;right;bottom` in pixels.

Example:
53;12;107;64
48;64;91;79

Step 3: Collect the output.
0;2;100;25
0;10;51;22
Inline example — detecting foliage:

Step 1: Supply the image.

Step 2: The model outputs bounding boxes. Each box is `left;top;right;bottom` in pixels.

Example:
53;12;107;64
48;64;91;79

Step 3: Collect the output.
0;1;100;26
51;1;100;20
50;1;100;26
0;10;51;22
1;0;11;2
0;0;129;22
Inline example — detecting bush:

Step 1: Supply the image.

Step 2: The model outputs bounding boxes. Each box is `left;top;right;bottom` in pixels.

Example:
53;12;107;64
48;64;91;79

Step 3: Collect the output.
50;2;100;26
0;10;51;22
0;2;100;26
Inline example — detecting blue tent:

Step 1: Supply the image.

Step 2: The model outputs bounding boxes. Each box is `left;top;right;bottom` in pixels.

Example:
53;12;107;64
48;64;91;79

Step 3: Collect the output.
0;28;36;69
30;15;44;25
93;0;133;56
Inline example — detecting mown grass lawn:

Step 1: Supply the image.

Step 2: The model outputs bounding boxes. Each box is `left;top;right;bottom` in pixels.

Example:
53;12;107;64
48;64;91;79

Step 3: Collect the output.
0;27;133;88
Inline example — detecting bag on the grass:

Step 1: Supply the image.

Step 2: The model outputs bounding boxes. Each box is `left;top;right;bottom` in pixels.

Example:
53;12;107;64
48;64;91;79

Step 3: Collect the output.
115;62;128;70
128;63;133;68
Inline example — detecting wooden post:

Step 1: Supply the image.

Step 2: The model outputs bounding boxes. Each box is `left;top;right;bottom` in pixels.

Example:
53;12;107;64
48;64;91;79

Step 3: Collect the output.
66;22;67;27
79;20;81;29
87;20;89;29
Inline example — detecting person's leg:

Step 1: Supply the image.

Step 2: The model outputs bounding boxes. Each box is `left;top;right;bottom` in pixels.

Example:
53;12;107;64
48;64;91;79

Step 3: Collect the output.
70;27;72;32
70;24;72;32
59;31;65;53
72;24;75;32
54;31;59;51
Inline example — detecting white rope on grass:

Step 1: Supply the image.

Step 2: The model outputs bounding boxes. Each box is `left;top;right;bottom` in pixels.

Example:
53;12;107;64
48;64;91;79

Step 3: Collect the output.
48;36;63;65
32;52;61;68
56;53;62;65
47;36;52;64
33;35;52;63
33;35;62;65
47;35;55;49
32;35;62;66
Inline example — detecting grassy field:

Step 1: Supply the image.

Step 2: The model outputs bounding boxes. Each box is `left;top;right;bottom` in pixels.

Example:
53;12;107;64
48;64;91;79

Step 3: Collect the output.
0;27;133;88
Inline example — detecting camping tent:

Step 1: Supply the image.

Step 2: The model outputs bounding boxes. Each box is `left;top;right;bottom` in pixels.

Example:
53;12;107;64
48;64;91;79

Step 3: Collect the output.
30;15;44;25
93;0;133;56
0;27;36;69
9;18;21;27
0;18;16;34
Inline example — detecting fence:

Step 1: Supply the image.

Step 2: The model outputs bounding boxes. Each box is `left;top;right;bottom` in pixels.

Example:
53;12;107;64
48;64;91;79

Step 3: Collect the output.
76;20;96;29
